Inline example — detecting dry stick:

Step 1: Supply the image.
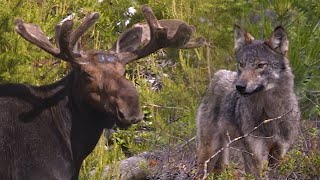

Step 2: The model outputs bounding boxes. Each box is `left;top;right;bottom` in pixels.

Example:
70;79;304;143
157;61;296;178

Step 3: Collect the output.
201;109;294;180
177;136;196;153
146;103;185;110
225;132;254;155
249;134;274;139
181;136;196;148
206;43;211;81
229;147;254;156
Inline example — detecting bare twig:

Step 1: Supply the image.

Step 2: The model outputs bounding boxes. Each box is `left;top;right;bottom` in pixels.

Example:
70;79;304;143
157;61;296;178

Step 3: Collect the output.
180;136;195;148
206;43;212;80
146;103;185;111
201;109;293;180
248;134;274;139
229;147;254;156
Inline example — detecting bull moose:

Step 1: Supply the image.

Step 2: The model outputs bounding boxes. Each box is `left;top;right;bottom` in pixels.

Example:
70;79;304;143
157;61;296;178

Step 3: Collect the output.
0;5;204;180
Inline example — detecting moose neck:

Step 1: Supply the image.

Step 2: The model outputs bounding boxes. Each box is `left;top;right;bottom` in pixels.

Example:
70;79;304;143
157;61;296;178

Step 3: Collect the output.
3;71;114;179
66;70;115;178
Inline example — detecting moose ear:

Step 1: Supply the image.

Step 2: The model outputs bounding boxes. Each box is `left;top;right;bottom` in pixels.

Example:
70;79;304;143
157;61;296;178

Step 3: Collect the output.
267;26;288;55
112;26;144;53
234;25;255;52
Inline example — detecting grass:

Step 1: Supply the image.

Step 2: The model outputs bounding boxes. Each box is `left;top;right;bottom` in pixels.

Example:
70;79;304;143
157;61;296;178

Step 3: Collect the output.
0;0;319;179
79;1;320;179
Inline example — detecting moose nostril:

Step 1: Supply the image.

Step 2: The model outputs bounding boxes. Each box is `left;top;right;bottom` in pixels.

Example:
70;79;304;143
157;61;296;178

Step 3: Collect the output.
132;114;144;124
132;118;141;124
132;118;138;123
236;85;246;94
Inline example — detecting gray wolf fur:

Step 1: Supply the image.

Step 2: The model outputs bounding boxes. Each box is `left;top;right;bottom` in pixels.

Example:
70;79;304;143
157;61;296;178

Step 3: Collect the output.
196;25;301;178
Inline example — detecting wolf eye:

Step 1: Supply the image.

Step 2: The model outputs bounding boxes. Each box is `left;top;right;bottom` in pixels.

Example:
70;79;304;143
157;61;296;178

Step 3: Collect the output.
257;63;267;69
239;63;244;68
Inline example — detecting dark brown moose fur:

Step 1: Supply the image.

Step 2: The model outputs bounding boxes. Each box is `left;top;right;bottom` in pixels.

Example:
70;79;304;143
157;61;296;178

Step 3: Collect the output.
0;5;204;180
196;25;300;179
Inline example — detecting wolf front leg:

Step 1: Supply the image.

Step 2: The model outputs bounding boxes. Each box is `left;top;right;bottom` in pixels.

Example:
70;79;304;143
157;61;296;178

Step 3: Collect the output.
268;141;291;167
196;132;230;178
242;136;270;179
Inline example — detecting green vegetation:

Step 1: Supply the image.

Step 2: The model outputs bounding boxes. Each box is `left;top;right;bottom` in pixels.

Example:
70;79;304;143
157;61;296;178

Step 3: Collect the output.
0;0;319;179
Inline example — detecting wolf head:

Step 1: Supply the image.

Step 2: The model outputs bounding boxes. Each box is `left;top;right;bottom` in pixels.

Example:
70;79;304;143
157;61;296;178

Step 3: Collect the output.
234;25;289;96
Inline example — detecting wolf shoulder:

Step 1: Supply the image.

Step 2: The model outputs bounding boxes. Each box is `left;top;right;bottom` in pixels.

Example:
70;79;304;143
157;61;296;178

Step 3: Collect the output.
208;69;238;94
196;69;238;124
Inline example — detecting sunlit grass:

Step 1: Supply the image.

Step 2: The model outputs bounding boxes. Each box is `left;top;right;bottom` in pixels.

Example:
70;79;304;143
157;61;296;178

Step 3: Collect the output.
0;0;319;179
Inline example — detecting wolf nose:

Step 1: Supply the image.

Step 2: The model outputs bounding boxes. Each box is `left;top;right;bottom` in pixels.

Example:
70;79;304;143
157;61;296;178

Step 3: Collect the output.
236;84;246;94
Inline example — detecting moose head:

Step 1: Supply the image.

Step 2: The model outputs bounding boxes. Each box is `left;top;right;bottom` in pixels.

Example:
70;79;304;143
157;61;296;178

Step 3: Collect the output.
14;5;204;128
0;5;205;179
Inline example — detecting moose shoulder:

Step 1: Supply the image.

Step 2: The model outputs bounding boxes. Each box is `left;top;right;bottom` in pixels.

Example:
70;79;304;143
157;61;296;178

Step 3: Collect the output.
0;5;204;180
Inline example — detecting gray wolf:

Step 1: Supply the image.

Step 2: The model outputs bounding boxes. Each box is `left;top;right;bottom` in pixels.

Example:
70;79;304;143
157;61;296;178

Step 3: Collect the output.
196;25;300;178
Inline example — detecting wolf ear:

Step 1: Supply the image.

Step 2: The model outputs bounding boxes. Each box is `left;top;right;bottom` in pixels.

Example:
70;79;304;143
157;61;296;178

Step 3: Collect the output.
267;26;288;55
234;25;255;52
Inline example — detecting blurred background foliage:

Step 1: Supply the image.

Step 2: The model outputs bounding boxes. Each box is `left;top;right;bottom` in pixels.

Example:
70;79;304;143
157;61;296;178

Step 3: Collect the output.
0;0;319;179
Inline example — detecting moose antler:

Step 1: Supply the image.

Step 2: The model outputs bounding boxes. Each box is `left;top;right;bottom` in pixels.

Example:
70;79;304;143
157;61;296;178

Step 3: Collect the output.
115;5;205;64
15;5;204;65
15;12;99;62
